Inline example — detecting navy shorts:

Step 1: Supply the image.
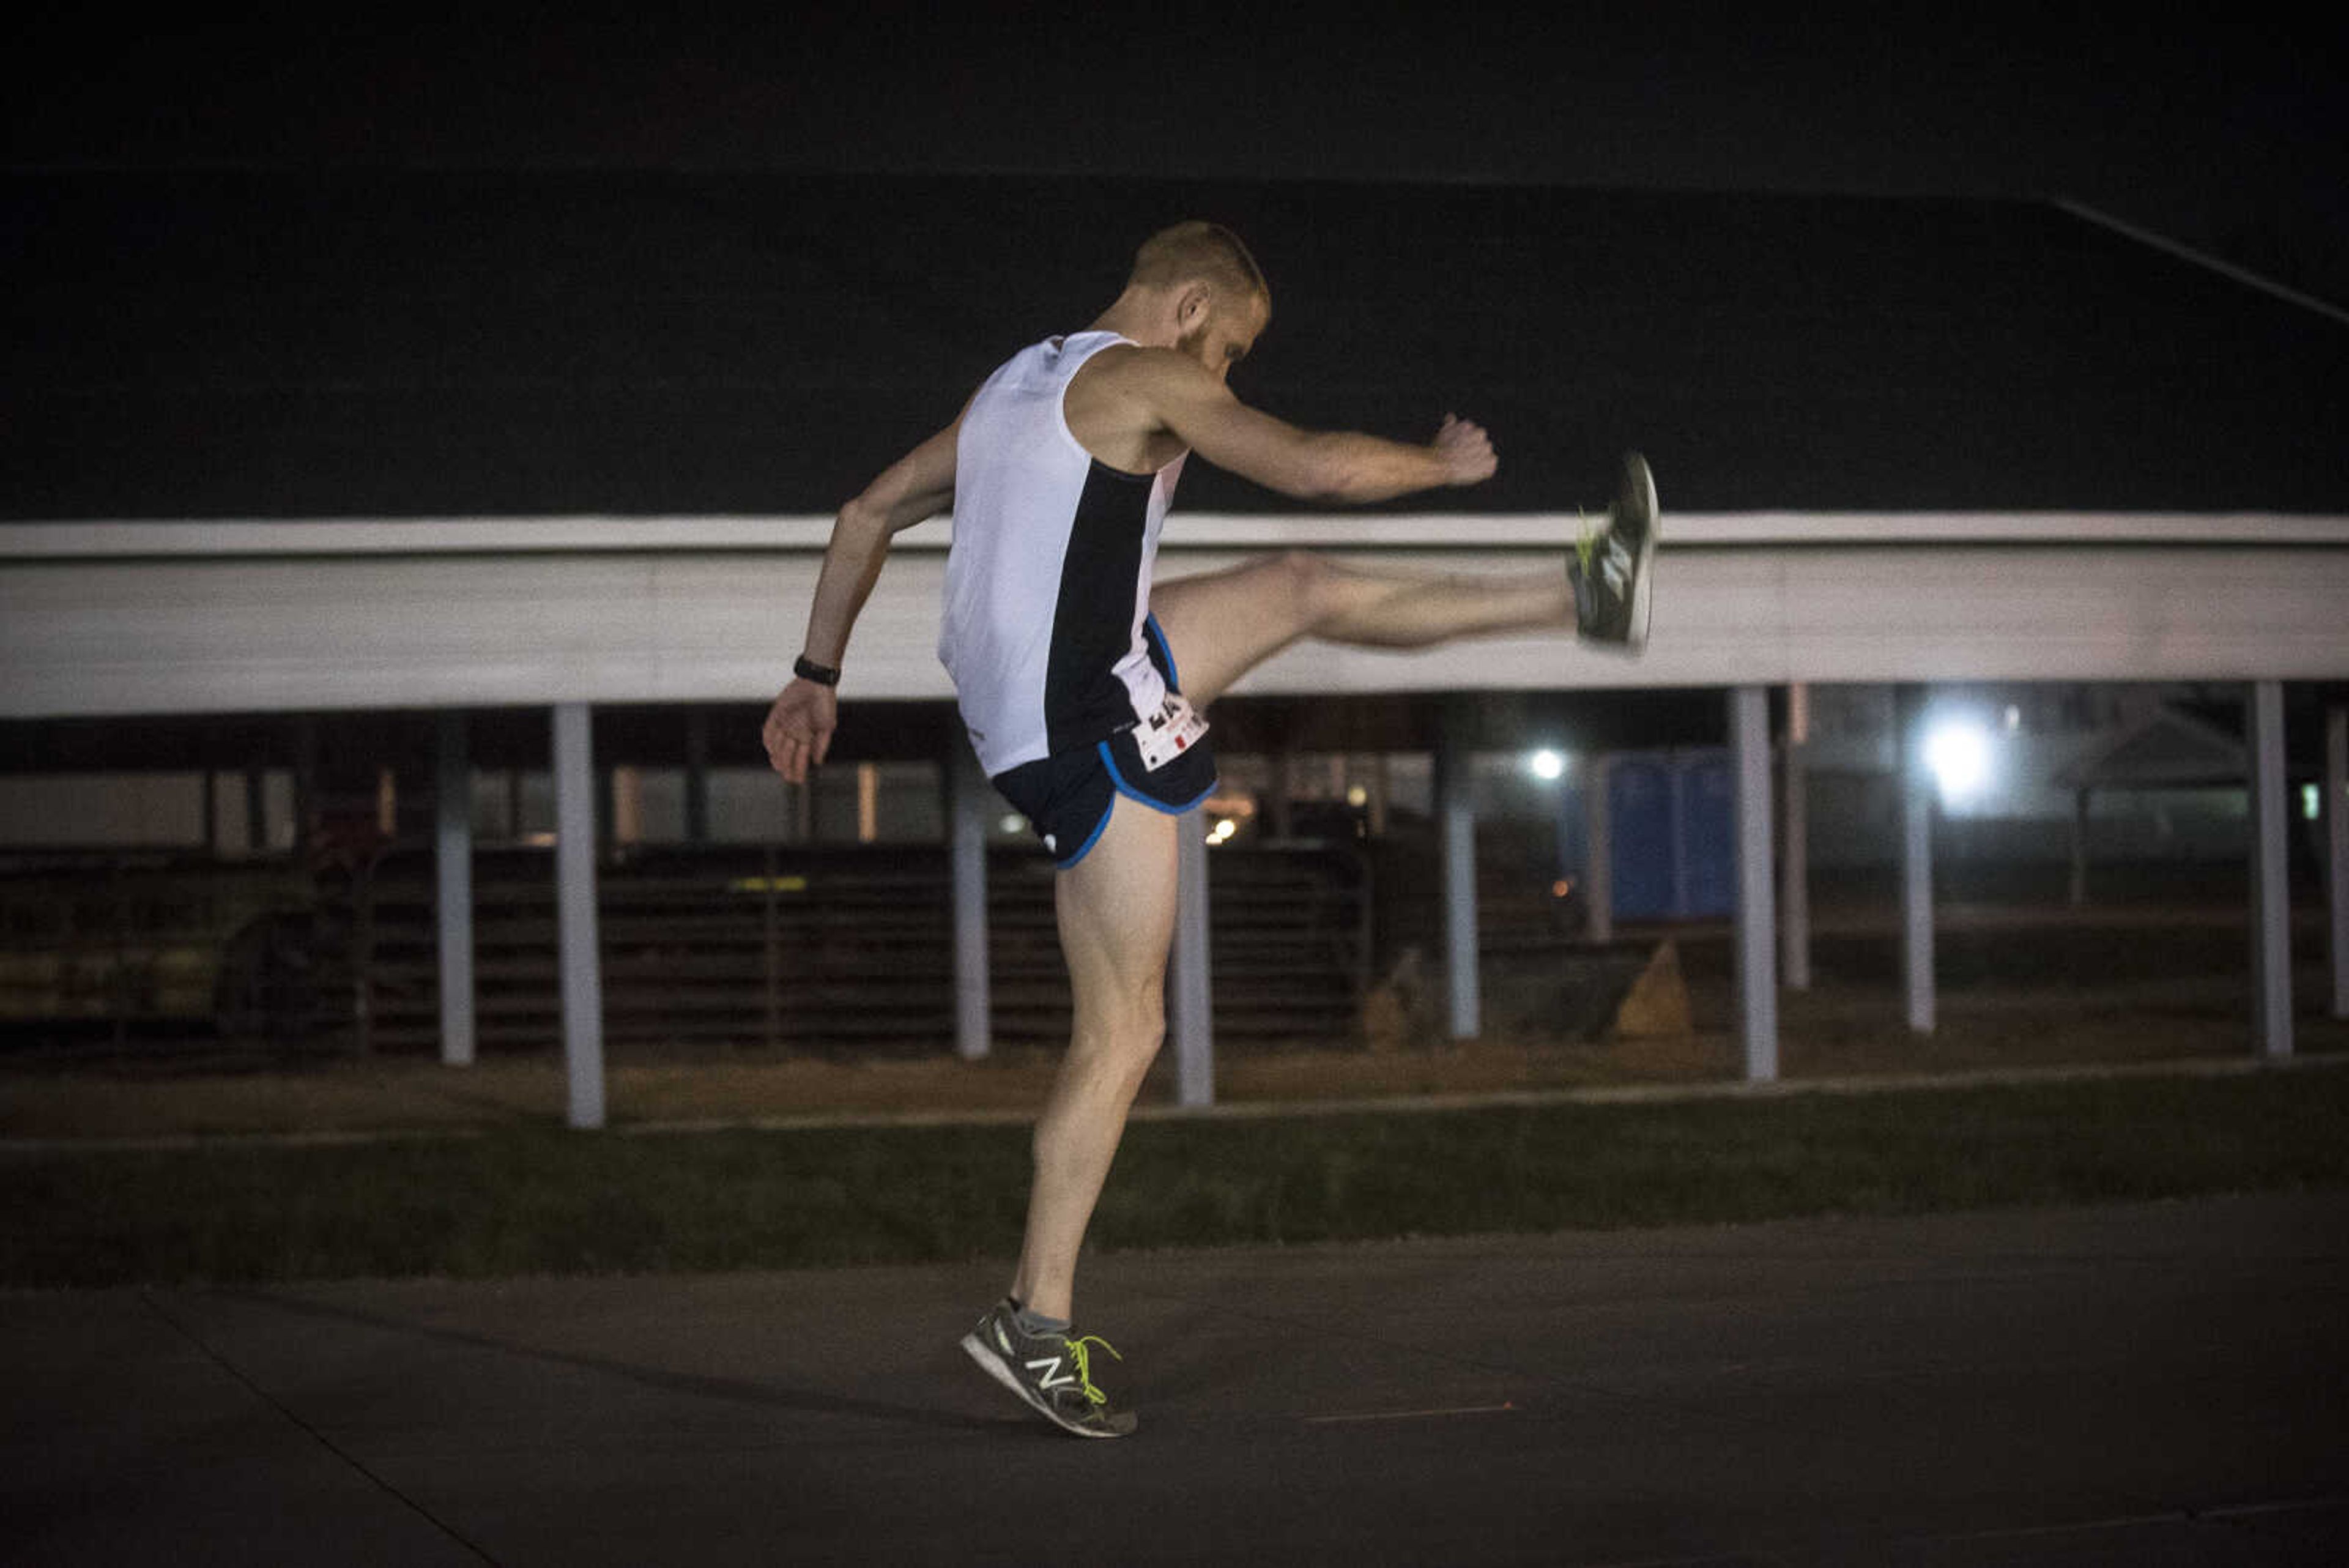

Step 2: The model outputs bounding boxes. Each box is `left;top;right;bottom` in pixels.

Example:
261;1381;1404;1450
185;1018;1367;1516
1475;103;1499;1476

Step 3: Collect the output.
990;618;1219;869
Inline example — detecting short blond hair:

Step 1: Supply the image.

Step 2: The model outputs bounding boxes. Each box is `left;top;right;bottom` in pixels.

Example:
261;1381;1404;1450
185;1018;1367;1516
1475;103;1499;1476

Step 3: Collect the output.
1127;221;1269;308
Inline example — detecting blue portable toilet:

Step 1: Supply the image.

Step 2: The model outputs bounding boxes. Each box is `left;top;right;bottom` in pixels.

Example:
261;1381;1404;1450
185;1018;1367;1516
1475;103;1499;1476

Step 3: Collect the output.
1677;750;1737;918
1608;754;1677;918
1603;748;1735;920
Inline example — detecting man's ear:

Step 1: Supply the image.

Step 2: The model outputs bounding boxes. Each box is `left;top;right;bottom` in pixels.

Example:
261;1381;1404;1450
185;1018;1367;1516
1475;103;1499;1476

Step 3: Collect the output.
1174;283;1212;332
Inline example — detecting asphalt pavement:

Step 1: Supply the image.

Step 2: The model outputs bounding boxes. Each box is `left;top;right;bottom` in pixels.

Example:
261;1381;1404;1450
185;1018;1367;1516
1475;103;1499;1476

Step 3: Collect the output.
6;1191;2345;1566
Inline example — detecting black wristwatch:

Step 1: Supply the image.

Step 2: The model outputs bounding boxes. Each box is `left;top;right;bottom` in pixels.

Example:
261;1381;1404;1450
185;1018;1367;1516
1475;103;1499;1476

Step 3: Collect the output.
793;654;841;687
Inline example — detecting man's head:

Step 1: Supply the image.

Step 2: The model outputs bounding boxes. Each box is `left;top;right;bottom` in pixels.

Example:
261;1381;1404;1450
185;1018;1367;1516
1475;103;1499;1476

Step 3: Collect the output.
1123;221;1271;380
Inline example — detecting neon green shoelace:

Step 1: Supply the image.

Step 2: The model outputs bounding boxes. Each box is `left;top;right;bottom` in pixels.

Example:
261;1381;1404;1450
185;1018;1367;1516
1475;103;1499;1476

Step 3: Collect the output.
1065;1334;1123;1408
1574;508;1598;576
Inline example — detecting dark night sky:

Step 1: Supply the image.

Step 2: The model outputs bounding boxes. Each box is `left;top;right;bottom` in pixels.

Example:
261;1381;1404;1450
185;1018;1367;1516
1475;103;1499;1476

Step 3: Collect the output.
8;13;2345;306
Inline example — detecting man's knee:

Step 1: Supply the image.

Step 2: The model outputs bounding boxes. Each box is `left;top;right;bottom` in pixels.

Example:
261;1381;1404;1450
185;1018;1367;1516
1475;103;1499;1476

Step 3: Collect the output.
1119;990;1168;1061
1277;549;1342;625
1076;990;1165;1071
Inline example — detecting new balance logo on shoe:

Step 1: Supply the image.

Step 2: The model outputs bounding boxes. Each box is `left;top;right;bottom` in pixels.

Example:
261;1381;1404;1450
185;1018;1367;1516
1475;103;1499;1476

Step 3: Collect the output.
1026;1354;1077;1391
963;1301;1139;1438
1602;538;1632;595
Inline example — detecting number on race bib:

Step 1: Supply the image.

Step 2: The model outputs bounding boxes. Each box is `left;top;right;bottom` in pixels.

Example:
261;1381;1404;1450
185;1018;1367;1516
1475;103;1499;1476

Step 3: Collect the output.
1132;694;1209;772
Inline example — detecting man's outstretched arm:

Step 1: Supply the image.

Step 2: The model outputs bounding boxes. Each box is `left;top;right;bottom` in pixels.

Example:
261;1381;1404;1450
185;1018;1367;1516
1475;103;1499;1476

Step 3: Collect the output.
763;414;961;784
1121;349;1496;502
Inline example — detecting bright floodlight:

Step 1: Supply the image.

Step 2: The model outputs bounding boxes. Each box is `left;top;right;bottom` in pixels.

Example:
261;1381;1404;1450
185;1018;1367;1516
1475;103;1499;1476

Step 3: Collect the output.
1529;749;1567;781
1924;719;1992;801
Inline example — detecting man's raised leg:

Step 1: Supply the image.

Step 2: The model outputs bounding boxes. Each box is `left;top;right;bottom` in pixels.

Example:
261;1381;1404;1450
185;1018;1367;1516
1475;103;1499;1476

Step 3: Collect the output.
1150;454;1658;699
1151;551;1575;707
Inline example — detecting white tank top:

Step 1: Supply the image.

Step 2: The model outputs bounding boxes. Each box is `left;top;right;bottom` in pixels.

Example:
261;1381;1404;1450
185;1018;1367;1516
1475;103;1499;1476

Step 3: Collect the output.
937;331;1187;776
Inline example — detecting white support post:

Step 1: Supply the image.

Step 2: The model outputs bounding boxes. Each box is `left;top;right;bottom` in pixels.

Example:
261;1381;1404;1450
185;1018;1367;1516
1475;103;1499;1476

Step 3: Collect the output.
2247;680;2293;1058
1901;688;1937;1036
1170;808;1214;1107
683;709;710;844
1583;753;1612;945
2068;787;2091;907
435;711;476;1068
244;764;269;854
1731;685;1778;1080
2328;707;2348;1020
1267;746;1294;841
1779;682;1812;992
948;747;992;1062
552;701;607;1129
1436;725;1480;1039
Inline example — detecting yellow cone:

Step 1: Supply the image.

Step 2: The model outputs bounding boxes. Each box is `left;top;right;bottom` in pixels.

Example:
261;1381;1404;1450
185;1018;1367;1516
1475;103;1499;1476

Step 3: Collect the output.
1613;938;1692;1038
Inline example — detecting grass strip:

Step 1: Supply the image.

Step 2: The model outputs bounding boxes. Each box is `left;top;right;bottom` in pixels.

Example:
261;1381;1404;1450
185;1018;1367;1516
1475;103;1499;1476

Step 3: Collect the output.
3;1069;2345;1288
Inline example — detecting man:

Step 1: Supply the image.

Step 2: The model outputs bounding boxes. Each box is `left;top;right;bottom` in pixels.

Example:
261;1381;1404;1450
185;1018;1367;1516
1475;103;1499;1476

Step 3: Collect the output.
763;221;1655;1438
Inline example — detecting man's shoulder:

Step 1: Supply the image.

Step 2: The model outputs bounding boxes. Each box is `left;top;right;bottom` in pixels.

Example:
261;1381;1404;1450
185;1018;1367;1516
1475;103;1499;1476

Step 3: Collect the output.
1068;340;1209;402
1060;339;1199;468
1071;338;1149;374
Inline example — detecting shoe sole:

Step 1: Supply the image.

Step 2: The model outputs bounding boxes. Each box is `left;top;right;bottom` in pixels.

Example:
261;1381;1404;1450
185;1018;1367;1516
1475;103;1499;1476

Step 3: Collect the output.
959;1329;1132;1439
1621;451;1658;652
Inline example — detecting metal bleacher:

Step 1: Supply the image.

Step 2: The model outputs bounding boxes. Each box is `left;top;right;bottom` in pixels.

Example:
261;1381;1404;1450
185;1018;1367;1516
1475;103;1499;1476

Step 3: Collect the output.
254;838;1374;1058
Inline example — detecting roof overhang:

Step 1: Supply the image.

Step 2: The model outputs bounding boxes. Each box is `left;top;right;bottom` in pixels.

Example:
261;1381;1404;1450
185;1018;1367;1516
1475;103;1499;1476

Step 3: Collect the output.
6;514;2348;720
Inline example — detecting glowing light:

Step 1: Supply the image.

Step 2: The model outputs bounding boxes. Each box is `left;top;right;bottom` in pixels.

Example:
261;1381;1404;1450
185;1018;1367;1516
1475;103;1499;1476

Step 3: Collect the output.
1924;719;1992;801
998;814;1026;834
1345;785;1368;808
2305;784;2321;822
1529;749;1567;782
1206;819;1238;845
727;875;809;894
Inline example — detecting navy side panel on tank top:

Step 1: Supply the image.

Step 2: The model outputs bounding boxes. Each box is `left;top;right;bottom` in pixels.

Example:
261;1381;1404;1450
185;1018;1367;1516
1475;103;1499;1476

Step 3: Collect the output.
1043;463;1158;755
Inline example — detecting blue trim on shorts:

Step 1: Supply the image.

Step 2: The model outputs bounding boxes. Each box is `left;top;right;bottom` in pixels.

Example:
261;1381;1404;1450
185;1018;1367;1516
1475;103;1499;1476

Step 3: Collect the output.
1097;740;1219;815
1143;614;1180;691
1053;796;1117;871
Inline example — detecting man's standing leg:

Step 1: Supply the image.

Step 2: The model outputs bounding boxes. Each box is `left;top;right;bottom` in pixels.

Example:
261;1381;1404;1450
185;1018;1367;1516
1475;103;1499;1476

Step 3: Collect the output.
961;795;1176;1438
1011;799;1179;1322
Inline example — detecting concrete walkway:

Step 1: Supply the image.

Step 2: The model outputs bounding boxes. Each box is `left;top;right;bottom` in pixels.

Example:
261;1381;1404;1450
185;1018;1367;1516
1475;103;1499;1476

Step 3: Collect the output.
5;1191;2345;1565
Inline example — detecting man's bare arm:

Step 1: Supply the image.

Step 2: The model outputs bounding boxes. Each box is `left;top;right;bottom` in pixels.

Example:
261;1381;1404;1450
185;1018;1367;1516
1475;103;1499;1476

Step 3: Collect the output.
799;414;960;667
1121;349;1494;502
764;412;960;783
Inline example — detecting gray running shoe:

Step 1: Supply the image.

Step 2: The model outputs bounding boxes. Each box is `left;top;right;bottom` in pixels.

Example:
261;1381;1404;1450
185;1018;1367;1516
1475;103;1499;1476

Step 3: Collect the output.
960;1299;1138;1439
1569;451;1660;650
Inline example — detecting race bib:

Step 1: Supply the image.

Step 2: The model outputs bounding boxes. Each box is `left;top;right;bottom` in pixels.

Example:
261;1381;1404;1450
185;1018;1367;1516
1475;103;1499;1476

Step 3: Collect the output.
1132;693;1209;772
